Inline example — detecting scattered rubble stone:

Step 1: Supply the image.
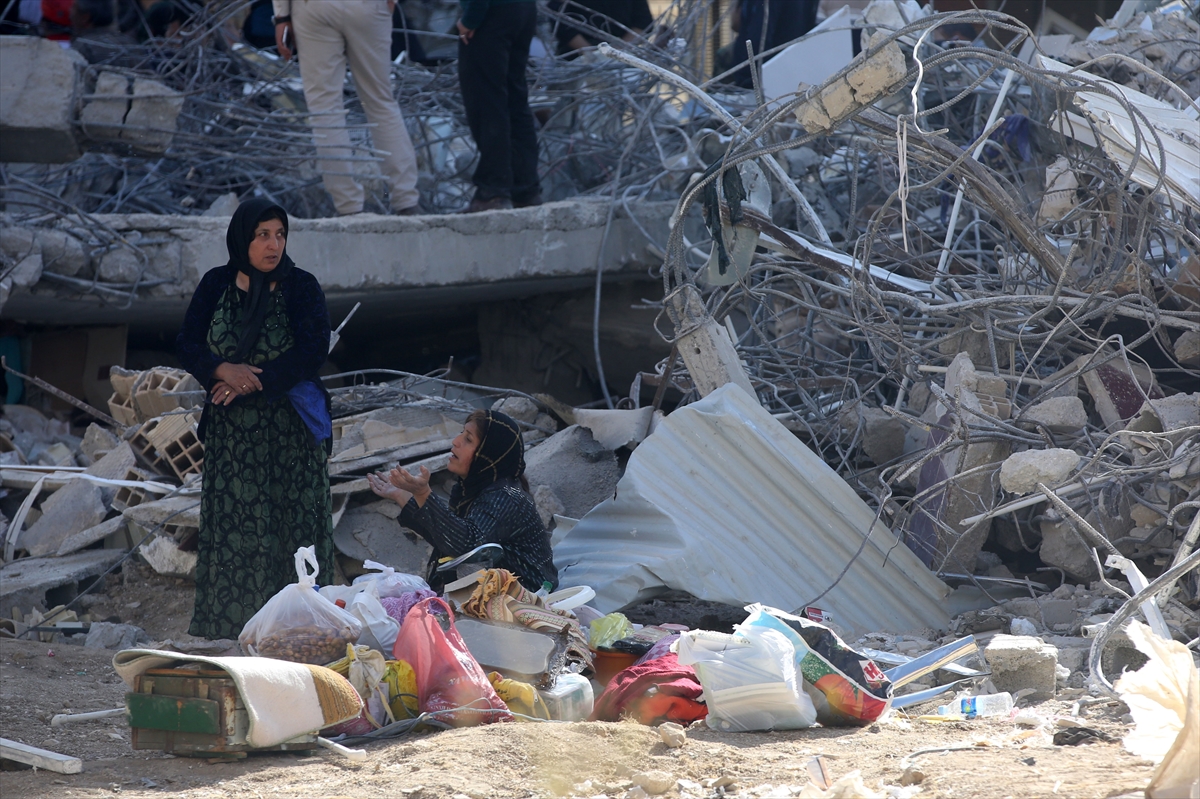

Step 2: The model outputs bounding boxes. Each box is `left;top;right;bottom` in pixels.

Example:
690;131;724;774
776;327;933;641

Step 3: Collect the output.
984;634;1059;701
999;448;1080;495
84;622;151;651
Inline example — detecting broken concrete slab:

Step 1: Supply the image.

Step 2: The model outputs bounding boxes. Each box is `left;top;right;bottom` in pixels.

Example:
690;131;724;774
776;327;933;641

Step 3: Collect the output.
999;448;1081;495
19;480;108;558
573;407;656;451
984;634;1059;701
55;516;126;557
0;36;85;163
490;396;540;424
532;484;566;529
79;71;131;141
0;549;125;619
1020;396;1088;432
525;425;621;519
333;506;432;575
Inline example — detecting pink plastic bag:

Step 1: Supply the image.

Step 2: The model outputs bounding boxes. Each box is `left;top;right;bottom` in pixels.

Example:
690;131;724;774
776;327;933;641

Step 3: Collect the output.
391;597;512;727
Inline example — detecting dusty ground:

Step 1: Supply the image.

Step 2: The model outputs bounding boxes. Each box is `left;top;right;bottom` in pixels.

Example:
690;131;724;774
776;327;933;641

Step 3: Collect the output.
0;567;1155;798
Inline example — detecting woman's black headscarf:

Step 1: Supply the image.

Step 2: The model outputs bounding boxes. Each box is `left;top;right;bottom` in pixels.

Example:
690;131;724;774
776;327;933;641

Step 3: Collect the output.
449;410;525;515
225;198;295;363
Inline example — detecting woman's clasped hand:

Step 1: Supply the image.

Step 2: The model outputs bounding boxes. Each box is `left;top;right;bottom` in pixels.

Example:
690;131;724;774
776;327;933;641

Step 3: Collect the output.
210;362;264;405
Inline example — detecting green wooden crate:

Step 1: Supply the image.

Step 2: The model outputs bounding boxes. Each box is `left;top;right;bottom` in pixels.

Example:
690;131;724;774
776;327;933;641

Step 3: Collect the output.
128;668;316;758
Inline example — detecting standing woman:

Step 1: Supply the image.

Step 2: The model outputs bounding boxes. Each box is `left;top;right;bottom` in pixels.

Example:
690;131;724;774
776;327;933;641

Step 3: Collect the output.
177;198;334;640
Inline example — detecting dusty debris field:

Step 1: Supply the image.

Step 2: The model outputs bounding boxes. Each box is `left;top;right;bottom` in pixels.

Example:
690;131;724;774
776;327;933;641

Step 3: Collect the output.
1;569;1153;799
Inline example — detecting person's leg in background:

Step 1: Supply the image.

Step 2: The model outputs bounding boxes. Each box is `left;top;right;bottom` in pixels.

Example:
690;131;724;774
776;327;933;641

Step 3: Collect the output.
507;2;541;208
458;6;516;209
342;0;421;213
291;1;364;215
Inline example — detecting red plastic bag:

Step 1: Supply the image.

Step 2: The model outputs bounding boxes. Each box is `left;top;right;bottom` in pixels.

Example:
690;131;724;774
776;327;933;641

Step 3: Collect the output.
391;597;511;727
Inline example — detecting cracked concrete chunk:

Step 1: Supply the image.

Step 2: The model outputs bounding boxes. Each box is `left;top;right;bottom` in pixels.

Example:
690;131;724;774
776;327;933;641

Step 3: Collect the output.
122;78;184;152
1000;448;1080;494
19;480;109;558
80;71;131;141
847;43;907;102
524;425;620;519
984;634;1058;700
140;534;197;578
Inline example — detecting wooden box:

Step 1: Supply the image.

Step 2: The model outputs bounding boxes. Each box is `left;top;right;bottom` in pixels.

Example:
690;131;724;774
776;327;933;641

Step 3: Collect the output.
127;668;316;758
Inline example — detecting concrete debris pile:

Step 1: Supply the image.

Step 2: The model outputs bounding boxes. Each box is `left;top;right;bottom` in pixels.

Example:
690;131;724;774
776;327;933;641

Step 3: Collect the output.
624;5;1198;625
0;362;625;623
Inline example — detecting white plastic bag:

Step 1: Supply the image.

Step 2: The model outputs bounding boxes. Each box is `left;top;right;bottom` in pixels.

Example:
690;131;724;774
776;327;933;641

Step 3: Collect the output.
675;626;816;732
348;582;401;653
352;560;430;598
319;584;366;606
239;546;363;665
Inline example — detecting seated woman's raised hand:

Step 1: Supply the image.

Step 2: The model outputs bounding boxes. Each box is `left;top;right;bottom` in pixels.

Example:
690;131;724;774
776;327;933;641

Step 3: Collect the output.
389;465;432;507
367;471;412;506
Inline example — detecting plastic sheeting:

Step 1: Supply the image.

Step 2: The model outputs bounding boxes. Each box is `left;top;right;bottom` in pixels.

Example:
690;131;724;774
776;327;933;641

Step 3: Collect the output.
554;385;951;636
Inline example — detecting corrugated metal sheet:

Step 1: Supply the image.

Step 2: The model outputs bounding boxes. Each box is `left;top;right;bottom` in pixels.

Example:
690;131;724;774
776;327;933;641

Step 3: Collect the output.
554;385;951;636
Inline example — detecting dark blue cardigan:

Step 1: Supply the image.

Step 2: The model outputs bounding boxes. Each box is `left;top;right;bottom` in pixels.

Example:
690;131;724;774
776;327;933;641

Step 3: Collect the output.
176;263;332;446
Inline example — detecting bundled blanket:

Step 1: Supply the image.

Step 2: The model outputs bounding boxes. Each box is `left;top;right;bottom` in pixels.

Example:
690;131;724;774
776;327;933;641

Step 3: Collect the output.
461;570;593;673
113;649;362;748
590;653;708;726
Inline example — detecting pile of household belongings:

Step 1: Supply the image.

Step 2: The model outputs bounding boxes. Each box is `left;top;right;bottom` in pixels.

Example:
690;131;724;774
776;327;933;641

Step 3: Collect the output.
112;539;918;752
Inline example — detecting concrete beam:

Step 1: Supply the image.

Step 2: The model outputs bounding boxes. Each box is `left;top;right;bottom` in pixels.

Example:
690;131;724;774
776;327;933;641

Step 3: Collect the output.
1;200;673;329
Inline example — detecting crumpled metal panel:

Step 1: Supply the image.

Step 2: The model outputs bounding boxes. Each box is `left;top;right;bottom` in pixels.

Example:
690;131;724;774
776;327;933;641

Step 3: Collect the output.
555;385;951;636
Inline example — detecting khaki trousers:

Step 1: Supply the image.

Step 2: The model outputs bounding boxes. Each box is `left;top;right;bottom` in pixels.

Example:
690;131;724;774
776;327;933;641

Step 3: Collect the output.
291;0;419;214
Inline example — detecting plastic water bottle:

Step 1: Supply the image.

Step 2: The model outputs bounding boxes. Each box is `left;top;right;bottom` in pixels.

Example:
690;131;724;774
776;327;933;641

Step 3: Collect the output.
937;692;1013;719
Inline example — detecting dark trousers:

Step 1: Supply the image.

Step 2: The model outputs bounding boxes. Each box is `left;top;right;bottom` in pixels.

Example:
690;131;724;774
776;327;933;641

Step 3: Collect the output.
458;2;540;202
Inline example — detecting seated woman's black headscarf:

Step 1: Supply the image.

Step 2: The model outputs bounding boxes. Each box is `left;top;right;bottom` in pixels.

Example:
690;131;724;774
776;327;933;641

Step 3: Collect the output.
449;410;526;515
225;198;295;364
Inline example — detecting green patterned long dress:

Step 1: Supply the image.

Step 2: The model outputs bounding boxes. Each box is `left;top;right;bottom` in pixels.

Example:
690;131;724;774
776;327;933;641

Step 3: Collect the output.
188;285;335;640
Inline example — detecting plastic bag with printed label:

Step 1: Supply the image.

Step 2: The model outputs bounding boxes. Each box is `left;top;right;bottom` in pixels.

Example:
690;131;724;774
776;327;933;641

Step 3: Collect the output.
352;560;430;598
239;547;362;665
742;604;892;726
676;627;817;732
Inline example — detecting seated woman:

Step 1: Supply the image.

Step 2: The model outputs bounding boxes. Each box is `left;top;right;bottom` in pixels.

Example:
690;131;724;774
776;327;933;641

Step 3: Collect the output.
368;409;557;593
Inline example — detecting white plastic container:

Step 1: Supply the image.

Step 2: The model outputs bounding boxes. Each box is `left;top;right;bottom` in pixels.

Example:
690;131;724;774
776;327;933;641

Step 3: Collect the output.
938;692;1013;719
538;673;594;722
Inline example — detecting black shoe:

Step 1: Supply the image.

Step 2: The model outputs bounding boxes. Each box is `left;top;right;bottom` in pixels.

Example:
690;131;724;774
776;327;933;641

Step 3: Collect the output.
513;194;543;209
463;196;513;213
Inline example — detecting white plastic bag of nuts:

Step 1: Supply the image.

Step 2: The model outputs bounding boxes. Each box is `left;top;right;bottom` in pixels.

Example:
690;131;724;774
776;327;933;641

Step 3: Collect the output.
239;546;363;665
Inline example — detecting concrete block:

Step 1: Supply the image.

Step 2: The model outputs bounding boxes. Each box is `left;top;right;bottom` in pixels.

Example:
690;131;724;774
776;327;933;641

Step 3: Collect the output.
1021;396;1087;432
121;77;183;152
79;71;130;141
0;36;84;163
1000;448;1080;494
97;247;142;284
85;621;151;651
1010;617;1038;635
847;42;907;103
984;634;1058;700
19;480;109;558
139;534;197;578
1146;393;1200;433
56;516;126;557
524;425;620;519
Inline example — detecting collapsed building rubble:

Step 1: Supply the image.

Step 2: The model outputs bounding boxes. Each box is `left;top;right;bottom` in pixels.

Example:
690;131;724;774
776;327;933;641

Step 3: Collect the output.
1;2;1199;794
